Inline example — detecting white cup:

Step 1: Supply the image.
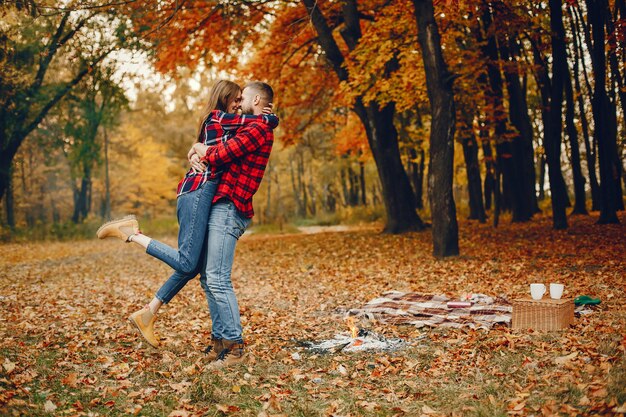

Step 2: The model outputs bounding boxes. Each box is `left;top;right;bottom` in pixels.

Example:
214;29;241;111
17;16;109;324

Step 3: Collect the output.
530;283;546;300
550;283;564;299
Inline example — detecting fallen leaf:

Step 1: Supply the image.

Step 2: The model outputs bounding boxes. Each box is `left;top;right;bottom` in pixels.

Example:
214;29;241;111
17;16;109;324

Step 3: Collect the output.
3;358;16;374
62;372;78;388
168;410;189;417
216;404;241;414
554;352;578;365
44;400;57;413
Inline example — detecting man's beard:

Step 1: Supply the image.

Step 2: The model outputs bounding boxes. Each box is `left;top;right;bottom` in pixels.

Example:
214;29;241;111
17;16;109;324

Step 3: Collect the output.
241;104;254;114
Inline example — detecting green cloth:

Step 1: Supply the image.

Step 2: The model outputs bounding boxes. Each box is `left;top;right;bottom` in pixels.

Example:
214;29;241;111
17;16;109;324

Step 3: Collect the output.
574;295;601;306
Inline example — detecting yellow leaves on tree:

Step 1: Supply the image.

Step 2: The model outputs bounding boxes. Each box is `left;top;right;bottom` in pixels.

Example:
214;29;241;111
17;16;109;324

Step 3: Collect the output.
109;125;179;218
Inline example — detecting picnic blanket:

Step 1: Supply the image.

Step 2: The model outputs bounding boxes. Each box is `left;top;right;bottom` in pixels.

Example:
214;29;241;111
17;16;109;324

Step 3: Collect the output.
348;291;513;330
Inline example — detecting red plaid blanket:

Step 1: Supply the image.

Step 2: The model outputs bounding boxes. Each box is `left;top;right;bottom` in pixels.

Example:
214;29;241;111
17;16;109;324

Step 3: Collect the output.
348;291;512;330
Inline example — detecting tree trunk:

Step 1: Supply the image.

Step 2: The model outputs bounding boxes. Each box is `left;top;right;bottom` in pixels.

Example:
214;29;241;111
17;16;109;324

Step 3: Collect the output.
481;129;495;211
586;0;621;223
408;147;426;210
359;161;366;206
500;38;538;219
413;0;459;257
569;4;602;211
301;0;424;233
299;153;308;216
462;134;486;223
340;166;349;207
481;4;527;221
545;0;569;229
606;7;626;135
564;58;588;215
103;127;111;219
264;162;273;223
0;133;24;205
4;168;15;230
494;165;502;228
538;155;546;201
347;164;359;206
290;158;305;218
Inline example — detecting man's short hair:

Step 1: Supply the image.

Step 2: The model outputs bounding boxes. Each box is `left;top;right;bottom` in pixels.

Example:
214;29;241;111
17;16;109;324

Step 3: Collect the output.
244;81;274;105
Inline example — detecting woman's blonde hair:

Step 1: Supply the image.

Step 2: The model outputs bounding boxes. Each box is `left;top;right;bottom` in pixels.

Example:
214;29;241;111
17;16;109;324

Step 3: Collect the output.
197;80;241;139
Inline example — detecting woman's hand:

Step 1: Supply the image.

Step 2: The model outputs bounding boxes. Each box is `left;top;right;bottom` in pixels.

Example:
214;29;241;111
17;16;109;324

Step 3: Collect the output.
189;153;207;173
187;143;209;161
262;102;274;115
188;143;210;173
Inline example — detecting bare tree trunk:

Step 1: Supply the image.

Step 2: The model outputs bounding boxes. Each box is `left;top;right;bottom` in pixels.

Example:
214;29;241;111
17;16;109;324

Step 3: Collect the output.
290;157;305;218
538;154;546;201
413;0;459;257
481;129;495;211
544;0;569;229
569;4;601;211
4;168;15;230
359;161;366;206
586;0;621;223
564;58;588;215
500;37;537;220
462;133;486;223
264;161;273;224
103;127;111;219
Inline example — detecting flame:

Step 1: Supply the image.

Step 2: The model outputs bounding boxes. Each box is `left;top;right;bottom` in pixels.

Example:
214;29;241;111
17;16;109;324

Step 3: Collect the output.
345;317;359;339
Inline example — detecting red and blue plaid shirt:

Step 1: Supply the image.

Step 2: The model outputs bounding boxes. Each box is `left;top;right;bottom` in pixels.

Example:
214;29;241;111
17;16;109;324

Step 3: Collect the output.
203;120;276;218
176;110;278;197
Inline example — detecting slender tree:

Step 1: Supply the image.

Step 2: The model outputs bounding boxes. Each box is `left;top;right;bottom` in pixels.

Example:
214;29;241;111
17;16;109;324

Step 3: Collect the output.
412;0;459;257
544;0;569;229
586;0;621;223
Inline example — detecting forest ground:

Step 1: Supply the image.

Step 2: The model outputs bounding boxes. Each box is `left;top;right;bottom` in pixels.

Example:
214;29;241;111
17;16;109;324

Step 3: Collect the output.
0;213;625;416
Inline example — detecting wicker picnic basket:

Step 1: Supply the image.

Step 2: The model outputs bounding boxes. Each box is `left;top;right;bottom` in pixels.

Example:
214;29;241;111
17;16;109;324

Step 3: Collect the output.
512;298;575;331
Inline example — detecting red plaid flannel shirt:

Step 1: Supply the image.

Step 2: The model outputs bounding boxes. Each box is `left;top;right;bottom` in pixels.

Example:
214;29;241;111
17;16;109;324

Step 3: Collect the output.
203;121;275;218
176;110;277;197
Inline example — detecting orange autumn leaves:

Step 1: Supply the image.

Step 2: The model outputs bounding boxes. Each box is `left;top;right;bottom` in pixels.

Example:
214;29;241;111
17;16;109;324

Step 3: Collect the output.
0;213;624;415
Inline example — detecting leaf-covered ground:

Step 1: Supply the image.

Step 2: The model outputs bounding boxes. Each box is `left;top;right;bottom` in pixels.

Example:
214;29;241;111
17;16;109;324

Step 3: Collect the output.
1;213;625;416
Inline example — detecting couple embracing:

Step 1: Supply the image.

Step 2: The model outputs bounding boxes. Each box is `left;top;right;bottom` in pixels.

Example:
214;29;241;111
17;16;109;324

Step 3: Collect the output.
97;80;277;368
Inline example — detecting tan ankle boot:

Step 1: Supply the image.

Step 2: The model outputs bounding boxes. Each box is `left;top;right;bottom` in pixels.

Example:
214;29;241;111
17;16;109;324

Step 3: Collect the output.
209;340;247;369
128;306;159;348
203;337;223;361
97;216;140;242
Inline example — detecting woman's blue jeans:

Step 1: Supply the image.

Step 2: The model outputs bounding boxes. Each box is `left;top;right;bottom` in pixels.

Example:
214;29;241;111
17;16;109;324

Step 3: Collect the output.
199;201;251;342
147;180;218;303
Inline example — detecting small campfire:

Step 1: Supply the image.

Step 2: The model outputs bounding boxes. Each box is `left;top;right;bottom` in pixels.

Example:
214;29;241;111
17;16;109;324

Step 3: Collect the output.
298;317;405;353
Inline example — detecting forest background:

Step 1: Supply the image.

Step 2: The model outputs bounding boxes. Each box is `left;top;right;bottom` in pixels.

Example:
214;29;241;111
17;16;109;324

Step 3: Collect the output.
1;0;624;257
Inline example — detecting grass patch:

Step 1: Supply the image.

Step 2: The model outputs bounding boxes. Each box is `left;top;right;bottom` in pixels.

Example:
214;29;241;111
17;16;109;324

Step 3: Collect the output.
249;222;301;235
608;357;626;406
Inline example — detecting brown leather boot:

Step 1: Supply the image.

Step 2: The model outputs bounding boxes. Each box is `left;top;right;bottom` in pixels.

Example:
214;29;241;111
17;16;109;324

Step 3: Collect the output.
128;306;159;348
97;216;140;242
209;340;247;369
203;337;223;361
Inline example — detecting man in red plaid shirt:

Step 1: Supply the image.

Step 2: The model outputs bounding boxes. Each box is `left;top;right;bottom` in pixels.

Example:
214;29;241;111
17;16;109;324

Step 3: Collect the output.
187;81;275;368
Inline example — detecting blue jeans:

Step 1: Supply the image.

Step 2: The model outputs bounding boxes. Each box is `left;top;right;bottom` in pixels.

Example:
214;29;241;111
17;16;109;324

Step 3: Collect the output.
199;201;251;342
147;180;218;303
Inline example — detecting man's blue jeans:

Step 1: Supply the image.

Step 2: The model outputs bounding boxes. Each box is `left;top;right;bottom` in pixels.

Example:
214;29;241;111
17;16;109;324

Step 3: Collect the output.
200;200;251;343
146;180;218;303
